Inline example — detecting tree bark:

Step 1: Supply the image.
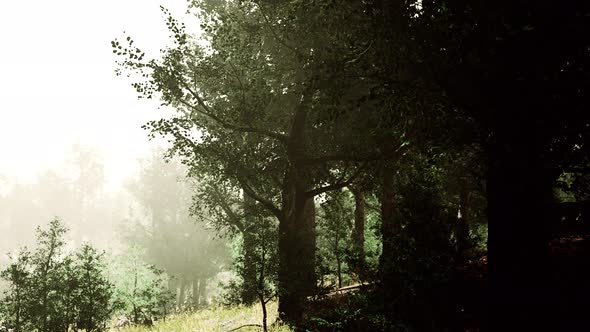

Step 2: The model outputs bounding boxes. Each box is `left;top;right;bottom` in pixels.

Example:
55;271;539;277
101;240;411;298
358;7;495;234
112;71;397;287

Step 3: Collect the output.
260;294;268;332
241;195;259;305
487;128;554;331
277;179;316;324
177;277;185;309
198;277;207;307
258;248;268;332
192;277;200;308
379;164;401;316
349;185;366;278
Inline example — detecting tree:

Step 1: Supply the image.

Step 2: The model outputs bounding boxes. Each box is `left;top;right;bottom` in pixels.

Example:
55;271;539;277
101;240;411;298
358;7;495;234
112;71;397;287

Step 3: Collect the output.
0;249;32;332
318;190;353;289
114;1;409;323
348;185;367;279
198;183;272;306
110;246;173;325
74;244;114;332
0;219;115;332
233;215;278;332
414;1;590;328
28;218;69;332
123;150;228;310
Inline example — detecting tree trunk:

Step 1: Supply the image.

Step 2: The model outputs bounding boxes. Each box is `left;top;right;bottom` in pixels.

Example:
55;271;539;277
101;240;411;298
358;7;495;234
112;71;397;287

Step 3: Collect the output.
455;177;471;259
258;248;268;332
168;277;177;304
349;186;366;278
241;195;258;305
198;277;207;307
177;277;185;309
259;293;268;332
192;278;199;308
276;84;317;324
15;283;21;332
379;164;401;316
336;243;342;289
487;129;554;331
277;182;316;324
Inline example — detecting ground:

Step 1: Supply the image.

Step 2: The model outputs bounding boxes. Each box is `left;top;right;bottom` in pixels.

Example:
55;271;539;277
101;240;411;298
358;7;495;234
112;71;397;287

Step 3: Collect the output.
109;302;292;332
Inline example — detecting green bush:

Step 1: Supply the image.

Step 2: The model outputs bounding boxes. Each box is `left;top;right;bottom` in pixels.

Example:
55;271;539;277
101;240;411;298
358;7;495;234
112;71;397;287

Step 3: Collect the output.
0;219;114;332
109;246;174;326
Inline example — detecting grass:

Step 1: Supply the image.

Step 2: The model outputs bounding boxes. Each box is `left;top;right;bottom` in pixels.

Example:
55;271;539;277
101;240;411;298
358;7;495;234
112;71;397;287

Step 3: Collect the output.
109;302;293;332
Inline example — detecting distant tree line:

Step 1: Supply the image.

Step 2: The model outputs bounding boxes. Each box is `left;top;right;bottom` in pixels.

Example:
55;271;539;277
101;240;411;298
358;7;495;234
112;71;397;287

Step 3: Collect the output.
0;143;120;253
122;150;228;311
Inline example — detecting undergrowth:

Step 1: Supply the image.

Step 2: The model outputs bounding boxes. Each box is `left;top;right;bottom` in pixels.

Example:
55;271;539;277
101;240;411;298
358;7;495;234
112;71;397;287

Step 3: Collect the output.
109;302;292;332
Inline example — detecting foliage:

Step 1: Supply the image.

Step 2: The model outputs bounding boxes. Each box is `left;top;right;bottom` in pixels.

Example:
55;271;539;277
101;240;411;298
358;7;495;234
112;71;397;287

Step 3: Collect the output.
109;0;589;329
122;150;228;311
213;198;279;331
0;219;114;332
109;246;174;326
74;244;114;331
0;248;32;331
317;190;353;290
110;301;291;332
113;1;411;322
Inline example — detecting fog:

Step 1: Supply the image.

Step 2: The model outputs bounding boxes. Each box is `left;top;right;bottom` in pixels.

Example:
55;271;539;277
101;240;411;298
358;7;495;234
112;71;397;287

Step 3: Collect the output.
0;0;193;250
0;3;239;325
0;0;231;301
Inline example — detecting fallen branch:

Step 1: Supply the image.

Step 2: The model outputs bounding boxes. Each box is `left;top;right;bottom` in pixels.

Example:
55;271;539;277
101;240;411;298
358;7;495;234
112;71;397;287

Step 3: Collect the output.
228;323;263;331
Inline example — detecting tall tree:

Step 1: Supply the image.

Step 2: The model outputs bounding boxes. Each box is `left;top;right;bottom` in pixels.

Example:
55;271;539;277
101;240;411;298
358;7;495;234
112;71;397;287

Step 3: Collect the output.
414;1;590;329
114;1;408;322
348;185;367;278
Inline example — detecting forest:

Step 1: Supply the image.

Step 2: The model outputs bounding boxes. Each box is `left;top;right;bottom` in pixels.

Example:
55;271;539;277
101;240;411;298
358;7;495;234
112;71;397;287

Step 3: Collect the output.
1;0;589;331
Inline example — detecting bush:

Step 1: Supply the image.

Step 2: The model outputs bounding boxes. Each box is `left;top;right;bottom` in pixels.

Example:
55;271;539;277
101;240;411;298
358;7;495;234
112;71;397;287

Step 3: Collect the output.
109;246;174;326
0;218;114;332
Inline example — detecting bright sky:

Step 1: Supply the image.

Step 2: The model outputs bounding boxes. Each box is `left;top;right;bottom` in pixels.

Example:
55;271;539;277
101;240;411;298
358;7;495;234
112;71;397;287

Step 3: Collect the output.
0;0;193;190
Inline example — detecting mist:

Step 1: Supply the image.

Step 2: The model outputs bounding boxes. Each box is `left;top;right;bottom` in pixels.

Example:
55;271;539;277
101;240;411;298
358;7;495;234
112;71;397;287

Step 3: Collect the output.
0;0;196;250
1;1;588;331
0;0;233;326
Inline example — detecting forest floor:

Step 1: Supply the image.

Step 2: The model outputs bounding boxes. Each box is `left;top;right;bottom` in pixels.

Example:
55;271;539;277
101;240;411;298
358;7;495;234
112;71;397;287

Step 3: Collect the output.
108;302;292;332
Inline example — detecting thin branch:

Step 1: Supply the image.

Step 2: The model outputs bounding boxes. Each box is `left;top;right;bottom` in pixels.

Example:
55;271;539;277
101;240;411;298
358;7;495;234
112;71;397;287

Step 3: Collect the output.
210;186;247;233
302;141;411;165
178;81;288;143
175;127;283;220
305;162;369;197
229;324;263;332
227;61;248;110
191;210;222;225
345;39;374;64
254;1;305;59
234;171;282;221
263;294;276;304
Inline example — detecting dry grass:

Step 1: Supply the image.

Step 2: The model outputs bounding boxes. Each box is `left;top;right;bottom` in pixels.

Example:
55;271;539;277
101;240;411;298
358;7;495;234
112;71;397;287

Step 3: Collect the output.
109;302;292;332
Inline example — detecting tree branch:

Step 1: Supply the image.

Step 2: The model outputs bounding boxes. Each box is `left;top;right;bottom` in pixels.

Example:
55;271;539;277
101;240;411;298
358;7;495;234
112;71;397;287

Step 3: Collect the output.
178;81;288;143
305;162;369;197
209;186;247;233
254;1;305;60
302;141;411;165
168;125;282;221
229;324;263;332
236;175;282;221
